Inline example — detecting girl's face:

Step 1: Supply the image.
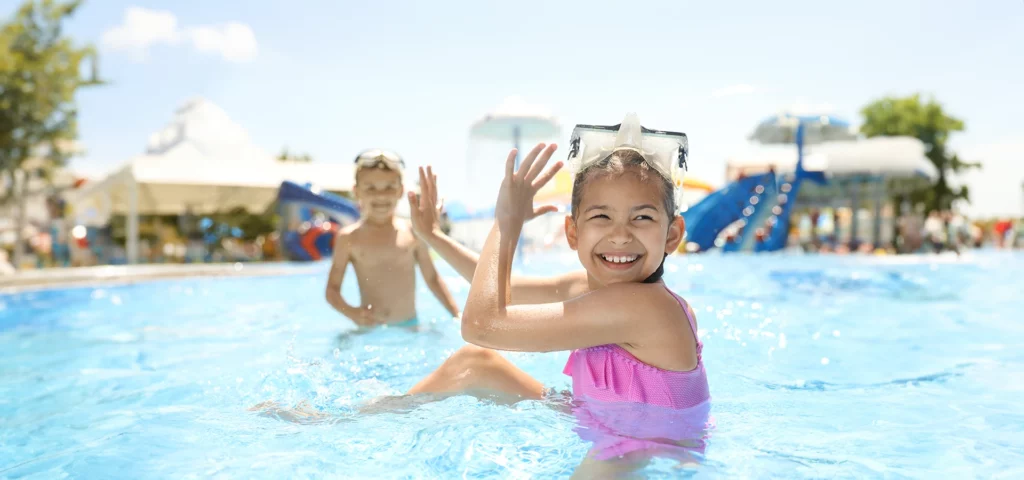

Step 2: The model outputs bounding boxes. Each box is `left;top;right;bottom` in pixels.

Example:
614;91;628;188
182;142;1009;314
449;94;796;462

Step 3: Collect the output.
565;172;684;287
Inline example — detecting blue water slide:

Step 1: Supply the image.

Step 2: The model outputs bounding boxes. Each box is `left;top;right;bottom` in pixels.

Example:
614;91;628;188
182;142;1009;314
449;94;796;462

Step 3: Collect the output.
757;167;828;252
682;172;778;252
725;179;779;253
276;181;361;261
277;181;360;222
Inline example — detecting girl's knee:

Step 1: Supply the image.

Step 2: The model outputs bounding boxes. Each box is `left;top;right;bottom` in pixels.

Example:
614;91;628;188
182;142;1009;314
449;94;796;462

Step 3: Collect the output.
446;344;501;370
411;344;541;399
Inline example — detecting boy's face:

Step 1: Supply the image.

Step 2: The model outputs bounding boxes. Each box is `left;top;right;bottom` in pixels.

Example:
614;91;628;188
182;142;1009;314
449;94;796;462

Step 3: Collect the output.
354;167;404;220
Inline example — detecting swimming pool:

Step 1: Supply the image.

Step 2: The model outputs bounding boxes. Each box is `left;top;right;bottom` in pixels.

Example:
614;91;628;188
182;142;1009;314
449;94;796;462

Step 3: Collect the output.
2;251;1022;478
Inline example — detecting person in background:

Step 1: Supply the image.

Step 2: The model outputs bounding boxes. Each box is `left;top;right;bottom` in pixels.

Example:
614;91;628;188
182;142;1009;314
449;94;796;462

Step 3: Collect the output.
324;149;460;328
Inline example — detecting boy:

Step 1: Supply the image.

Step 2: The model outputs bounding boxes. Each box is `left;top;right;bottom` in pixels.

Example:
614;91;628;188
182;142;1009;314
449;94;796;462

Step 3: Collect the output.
325;149;460;327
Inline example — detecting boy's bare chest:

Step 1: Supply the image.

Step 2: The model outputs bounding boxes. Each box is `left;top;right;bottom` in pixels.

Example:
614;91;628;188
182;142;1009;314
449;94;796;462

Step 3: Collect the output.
351;232;417;267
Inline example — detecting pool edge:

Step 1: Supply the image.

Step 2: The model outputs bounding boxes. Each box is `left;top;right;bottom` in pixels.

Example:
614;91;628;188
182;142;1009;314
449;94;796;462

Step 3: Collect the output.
0;262;324;293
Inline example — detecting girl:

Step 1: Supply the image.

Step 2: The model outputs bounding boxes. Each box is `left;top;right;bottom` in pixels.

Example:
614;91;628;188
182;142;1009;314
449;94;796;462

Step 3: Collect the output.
405;114;711;471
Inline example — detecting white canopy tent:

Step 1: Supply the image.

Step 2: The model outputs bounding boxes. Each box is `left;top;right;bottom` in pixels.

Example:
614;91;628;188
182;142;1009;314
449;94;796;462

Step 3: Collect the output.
66;98;397;264
69;156;358;218
726;136;939;181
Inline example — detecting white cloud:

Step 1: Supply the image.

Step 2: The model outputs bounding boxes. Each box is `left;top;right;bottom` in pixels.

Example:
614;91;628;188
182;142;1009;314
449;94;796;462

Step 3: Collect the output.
100;7;181;60
101;7;258;63
711;84;757;98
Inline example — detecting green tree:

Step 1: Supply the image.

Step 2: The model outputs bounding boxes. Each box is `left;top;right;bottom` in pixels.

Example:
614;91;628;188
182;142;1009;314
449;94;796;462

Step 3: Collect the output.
276;147;312;163
1;0;101;268
860;93;979;213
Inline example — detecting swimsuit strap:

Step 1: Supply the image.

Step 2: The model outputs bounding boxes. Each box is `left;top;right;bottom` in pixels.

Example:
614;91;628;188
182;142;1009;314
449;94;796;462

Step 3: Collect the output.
664;285;702;360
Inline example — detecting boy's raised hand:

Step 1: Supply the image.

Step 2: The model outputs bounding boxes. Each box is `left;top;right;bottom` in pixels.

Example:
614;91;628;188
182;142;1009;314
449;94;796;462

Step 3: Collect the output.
407;166;443;238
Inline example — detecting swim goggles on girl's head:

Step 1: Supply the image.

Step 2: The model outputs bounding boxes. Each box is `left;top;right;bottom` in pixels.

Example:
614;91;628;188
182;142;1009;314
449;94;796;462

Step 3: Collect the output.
566;113;689;208
354;149;406;170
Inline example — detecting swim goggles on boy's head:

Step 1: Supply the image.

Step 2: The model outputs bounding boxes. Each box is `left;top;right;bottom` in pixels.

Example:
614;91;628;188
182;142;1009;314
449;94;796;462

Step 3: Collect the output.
354;149;405;170
566;113;688;207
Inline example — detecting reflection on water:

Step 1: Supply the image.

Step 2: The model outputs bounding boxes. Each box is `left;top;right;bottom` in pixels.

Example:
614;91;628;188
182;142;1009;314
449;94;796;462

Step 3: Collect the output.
572;397;713;463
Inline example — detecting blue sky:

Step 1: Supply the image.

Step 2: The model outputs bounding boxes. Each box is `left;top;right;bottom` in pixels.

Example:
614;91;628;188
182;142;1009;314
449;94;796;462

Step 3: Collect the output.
15;0;1024;216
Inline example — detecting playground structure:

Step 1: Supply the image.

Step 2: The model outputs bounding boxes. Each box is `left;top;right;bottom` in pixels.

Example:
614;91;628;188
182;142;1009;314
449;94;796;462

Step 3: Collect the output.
682;113;937;253
276;181;360;261
682;163;829;253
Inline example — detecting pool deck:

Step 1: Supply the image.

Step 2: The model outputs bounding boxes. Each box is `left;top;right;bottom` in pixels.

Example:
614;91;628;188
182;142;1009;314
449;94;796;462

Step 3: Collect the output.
0;262;323;292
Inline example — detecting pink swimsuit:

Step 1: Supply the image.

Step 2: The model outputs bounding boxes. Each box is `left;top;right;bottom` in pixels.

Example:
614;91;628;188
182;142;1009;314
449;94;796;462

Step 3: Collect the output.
562;287;712;459
563;287;710;408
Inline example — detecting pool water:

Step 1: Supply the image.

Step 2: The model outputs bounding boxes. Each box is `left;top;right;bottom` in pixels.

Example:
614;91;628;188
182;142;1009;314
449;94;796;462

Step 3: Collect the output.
2;251;1022;478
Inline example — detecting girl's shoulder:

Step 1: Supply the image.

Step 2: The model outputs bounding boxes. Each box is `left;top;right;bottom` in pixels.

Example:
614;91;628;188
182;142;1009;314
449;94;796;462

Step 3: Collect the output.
596;282;687;320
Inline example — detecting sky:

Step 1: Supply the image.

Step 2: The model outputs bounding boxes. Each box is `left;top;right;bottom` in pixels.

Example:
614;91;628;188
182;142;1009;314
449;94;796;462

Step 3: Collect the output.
8;0;1023;217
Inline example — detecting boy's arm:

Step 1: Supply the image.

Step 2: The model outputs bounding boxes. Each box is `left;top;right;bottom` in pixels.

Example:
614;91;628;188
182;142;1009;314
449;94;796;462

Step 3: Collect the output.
324;230;374;326
418;228;586;304
414;238;461;318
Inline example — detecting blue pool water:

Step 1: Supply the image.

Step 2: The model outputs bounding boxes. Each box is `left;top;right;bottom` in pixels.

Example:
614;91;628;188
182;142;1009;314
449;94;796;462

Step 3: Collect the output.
2;251;1023;478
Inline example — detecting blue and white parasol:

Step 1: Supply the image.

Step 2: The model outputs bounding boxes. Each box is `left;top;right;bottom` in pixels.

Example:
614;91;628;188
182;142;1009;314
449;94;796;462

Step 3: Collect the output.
749;113;856;146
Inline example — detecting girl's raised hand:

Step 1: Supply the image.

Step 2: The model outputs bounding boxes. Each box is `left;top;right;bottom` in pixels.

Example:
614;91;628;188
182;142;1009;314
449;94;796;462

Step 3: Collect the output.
495;143;563;233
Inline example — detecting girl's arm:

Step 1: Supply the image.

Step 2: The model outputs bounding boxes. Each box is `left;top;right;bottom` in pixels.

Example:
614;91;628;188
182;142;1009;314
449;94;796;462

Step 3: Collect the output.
416;225;587;304
408;166;587;304
462;223;681;352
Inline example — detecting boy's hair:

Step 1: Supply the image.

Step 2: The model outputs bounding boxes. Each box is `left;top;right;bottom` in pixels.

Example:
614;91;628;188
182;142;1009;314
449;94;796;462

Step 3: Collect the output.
570;149;676;220
354;162;403;183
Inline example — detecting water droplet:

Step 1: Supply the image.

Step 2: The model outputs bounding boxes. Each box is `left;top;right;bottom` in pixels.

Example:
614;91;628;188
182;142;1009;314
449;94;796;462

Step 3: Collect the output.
821;357;830;365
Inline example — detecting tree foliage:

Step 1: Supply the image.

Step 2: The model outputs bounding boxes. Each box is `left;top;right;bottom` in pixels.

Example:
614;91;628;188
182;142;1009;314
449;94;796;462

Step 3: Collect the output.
860;93;979;212
0;0;100;196
276;147;313;163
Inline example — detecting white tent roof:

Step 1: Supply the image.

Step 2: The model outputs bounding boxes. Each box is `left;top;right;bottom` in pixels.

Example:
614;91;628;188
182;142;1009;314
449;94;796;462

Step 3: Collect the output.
66;97;366;223
726;136;939;181
68;159;358;221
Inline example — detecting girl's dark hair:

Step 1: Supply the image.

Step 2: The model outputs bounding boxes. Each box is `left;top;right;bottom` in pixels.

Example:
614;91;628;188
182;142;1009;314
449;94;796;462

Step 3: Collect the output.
570;149;676;220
